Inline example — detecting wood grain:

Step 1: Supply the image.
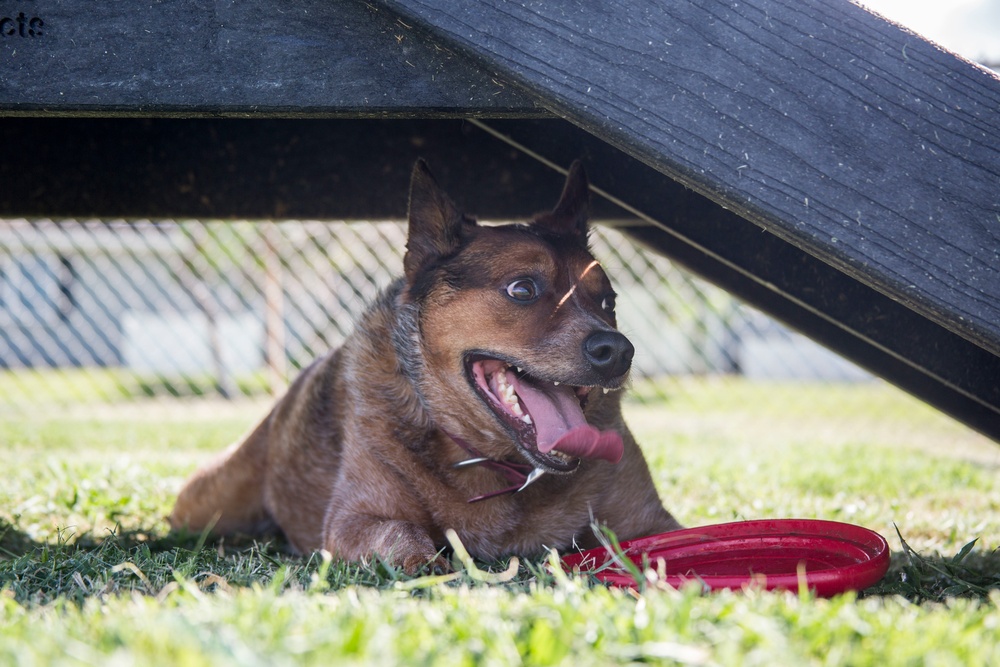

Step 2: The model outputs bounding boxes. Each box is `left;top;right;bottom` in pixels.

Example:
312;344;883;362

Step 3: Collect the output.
0;0;541;116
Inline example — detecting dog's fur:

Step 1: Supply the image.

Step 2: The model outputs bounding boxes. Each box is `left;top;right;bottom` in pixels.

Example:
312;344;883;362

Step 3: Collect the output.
170;160;681;572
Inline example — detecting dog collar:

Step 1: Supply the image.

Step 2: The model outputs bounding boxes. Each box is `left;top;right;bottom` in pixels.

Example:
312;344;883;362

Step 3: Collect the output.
444;431;547;503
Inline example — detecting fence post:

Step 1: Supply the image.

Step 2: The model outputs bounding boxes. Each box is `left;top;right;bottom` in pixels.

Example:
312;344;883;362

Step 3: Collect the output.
263;223;287;396
182;223;237;400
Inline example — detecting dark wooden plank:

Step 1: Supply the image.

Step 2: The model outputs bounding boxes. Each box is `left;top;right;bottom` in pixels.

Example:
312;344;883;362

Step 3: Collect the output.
0;0;543;117
375;0;1000;359
477;118;1000;441
0;118;629;220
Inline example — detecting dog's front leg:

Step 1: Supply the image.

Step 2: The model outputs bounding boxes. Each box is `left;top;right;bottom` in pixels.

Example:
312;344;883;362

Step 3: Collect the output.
322;425;450;574
324;512;449;575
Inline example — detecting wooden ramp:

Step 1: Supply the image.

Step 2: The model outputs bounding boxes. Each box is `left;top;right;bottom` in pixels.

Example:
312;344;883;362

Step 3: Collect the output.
1;0;998;439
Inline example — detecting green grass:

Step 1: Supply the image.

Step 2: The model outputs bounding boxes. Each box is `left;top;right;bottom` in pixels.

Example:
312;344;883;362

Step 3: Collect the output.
0;367;273;406
2;378;1000;664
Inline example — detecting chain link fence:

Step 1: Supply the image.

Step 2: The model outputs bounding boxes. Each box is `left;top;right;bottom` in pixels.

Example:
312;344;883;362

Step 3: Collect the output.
0;218;970;444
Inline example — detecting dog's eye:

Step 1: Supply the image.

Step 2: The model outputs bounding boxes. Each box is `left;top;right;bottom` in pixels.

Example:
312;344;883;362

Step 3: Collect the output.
505;279;538;302
601;294;616;314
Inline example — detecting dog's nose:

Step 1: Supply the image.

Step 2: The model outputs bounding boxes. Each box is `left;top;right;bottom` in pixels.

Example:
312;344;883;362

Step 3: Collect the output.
582;331;634;380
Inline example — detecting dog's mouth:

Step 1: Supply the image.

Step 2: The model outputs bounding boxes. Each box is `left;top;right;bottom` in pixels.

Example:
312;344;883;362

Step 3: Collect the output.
465;355;625;474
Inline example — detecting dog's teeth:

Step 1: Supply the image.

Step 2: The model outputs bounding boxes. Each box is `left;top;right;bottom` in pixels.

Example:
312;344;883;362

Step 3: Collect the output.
553;381;560;386
523;414;532;425
516;367;523;373
511;402;524;417
603;388;609;394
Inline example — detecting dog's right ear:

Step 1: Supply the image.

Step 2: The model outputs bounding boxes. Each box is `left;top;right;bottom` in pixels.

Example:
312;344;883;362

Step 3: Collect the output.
404;159;473;281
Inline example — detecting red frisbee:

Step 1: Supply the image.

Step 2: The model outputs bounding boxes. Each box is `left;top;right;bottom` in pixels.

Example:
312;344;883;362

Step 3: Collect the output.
560;519;890;597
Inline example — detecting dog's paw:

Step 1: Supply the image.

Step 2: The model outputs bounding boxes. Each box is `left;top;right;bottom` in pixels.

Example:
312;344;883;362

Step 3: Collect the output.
401;552;453;576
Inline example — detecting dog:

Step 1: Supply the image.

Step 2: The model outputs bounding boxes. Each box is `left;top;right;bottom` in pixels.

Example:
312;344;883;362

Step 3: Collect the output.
169;160;681;573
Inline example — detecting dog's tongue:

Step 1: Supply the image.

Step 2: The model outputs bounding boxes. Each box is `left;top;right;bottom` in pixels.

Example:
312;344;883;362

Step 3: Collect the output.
507;371;623;464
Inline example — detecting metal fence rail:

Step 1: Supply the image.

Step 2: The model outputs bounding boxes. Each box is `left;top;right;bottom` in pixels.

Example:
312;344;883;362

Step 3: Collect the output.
1;219;869;408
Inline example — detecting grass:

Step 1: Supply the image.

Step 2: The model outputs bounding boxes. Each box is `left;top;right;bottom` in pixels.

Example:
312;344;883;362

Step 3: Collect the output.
2;377;1000;664
0;367;273;406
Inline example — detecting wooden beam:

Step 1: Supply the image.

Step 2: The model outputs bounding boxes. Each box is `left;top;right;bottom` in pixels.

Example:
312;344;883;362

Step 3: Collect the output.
375;0;1000;360
0;118;627;220
0;0;542;117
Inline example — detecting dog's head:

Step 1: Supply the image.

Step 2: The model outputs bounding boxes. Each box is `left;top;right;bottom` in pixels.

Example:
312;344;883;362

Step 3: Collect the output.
402;160;633;475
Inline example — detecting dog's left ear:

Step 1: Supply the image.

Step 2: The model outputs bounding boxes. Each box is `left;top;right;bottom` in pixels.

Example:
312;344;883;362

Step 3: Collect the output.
404;159;474;281
534;160;590;240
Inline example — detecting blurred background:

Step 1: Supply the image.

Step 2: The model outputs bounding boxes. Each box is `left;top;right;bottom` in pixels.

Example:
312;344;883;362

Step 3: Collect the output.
857;0;999;70
0;219;869;400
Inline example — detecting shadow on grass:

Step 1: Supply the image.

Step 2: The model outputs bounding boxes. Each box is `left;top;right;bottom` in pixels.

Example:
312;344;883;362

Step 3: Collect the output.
4;517;999;606
866;541;1000;602
0;522;465;606
0;518;40;559
0;519;301;605
141;525;294;555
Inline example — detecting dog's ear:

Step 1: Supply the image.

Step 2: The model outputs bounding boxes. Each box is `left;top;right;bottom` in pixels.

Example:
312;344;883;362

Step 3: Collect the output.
534;160;590;240
404;159;473;280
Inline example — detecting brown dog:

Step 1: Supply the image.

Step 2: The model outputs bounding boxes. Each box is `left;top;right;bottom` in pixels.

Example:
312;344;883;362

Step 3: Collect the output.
170;160;681;573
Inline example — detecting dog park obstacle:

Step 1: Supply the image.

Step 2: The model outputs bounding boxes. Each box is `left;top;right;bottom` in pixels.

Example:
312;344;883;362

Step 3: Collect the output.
2;0;998;440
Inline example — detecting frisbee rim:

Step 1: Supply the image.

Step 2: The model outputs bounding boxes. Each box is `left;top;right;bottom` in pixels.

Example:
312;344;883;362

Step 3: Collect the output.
560;518;891;596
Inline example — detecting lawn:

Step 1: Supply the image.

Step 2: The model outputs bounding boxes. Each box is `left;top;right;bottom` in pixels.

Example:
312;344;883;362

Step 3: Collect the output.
2;377;999;665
